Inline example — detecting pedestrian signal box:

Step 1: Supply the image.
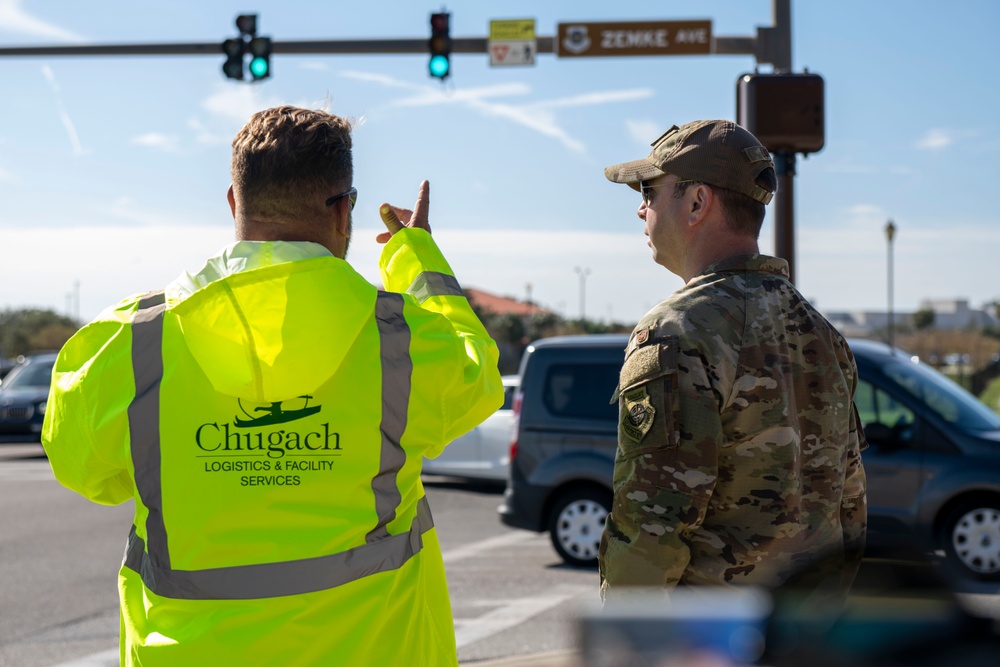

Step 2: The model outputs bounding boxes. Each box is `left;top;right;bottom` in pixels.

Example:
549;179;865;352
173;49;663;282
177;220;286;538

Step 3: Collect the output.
737;73;825;154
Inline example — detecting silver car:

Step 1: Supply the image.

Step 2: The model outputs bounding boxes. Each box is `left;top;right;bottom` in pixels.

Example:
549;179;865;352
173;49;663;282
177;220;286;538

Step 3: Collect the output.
422;375;518;482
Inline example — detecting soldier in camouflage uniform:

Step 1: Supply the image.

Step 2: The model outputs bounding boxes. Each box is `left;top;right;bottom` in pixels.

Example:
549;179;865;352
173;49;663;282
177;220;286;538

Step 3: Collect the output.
599;120;867;599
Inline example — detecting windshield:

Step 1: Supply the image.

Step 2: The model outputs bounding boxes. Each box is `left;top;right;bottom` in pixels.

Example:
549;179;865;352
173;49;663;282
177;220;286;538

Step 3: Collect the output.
2;359;54;390
881;355;1000;431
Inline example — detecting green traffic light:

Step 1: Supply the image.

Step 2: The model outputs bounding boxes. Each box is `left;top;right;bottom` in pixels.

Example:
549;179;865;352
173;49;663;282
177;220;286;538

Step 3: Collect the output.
249;56;269;79
429;54;449;79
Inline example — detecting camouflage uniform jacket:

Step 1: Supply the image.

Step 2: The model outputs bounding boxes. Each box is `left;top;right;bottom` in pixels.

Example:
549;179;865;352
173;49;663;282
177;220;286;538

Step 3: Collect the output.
599;254;867;596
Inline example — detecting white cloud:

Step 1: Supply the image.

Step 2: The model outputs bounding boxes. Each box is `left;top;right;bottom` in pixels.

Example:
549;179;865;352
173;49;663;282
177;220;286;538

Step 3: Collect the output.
916;127;981;151
3;218;999;328
131;132;180;153
625;119;662;146
534;89;652;109
201;84;279;125
845;203;887;220
187;117;228;146
105;197;208;228
917;128;954;150
343;69;653;155
0;0;84;41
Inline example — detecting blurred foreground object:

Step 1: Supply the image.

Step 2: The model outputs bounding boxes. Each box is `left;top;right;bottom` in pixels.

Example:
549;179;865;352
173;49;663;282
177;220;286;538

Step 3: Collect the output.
578;561;1000;667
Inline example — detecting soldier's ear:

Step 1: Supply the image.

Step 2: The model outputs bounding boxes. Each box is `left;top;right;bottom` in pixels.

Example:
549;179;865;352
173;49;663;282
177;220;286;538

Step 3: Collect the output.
688;184;713;224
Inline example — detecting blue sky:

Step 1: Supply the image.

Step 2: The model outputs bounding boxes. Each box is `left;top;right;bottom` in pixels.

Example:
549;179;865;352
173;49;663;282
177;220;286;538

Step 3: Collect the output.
0;0;998;325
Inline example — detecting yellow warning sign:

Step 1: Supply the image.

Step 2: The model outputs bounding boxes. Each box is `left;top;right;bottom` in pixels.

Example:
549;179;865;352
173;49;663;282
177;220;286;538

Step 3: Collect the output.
490;19;535;41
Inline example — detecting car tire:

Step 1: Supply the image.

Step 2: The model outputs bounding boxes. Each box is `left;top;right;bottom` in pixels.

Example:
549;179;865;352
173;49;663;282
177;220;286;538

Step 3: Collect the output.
547;488;611;567
940;500;1000;582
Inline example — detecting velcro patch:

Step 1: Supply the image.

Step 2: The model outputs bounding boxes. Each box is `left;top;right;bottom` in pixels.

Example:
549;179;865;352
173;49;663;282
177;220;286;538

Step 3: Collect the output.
621;385;655;444
743;146;771;163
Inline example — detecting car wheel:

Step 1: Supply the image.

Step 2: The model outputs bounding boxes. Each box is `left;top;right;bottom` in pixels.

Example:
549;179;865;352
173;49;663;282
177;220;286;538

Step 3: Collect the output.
548;488;610;567
941;501;1000;582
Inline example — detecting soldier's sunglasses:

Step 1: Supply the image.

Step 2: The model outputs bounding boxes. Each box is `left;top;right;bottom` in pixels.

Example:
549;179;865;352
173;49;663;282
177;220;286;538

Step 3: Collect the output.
640;180;698;206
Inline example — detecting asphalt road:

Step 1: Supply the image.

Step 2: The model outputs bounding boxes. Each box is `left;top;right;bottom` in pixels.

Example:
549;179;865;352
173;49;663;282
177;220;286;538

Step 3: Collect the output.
0;442;597;667
3;440;1000;667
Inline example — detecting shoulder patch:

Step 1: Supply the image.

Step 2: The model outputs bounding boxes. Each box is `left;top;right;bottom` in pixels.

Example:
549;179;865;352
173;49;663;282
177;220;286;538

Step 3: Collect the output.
621;385;655;444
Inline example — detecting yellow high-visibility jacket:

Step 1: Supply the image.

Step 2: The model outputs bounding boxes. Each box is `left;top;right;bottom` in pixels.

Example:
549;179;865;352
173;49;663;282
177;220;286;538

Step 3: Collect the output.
43;229;503;666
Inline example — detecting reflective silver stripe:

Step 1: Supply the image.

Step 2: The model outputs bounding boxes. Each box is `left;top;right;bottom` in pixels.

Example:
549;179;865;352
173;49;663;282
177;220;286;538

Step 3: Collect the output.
125;288;429;599
407;271;464;304
124;496;434;600
127;291;169;570
367;292;411;542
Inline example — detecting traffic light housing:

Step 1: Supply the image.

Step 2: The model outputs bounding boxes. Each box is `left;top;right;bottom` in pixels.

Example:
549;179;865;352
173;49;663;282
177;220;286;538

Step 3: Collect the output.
736;73;825;154
221;38;245;80
429;12;451;80
248;37;272;80
222;14;271;82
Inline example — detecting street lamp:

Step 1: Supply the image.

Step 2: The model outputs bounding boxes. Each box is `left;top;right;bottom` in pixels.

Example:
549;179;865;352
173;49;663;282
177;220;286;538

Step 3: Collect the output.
574;267;591;323
885;219;896;351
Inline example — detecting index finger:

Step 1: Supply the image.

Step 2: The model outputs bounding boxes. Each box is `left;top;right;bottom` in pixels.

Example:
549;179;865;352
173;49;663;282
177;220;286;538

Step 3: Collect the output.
410;180;430;232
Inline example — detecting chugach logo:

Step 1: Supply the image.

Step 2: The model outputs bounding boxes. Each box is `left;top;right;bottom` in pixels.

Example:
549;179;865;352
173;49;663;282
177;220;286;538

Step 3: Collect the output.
234;396;321;427
196;396;341;459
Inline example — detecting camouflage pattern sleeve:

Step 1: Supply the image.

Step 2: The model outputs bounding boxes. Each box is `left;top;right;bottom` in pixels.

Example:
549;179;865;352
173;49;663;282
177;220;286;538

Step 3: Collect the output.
839;401;868;593
599;333;723;593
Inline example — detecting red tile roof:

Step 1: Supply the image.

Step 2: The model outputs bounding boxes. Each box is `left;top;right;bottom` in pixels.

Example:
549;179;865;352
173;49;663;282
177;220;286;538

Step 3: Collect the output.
465;288;551;316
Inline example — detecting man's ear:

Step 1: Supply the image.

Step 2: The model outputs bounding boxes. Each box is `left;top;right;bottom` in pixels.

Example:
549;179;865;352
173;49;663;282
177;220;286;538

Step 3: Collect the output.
333;196;351;238
227;185;236;218
688;183;713;224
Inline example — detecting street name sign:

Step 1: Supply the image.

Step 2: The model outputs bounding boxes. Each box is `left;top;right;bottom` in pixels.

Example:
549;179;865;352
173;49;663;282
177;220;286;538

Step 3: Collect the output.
489;18;536;66
556;20;712;57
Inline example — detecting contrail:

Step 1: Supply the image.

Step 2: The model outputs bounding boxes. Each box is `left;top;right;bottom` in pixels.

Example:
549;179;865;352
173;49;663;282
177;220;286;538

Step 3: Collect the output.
41;64;84;156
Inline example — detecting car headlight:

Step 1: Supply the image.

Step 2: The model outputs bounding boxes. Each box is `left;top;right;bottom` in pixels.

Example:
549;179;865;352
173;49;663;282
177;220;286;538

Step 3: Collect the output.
38;401;47;416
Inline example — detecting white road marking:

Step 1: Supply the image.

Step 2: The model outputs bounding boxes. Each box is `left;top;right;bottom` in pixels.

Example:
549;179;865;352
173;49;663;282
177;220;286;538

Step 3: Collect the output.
454;584;592;648
441;530;538;564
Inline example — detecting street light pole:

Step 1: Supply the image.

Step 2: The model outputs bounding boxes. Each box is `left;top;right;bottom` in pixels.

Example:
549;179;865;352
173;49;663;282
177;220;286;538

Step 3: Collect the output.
885;219;896;351
574;267;591;323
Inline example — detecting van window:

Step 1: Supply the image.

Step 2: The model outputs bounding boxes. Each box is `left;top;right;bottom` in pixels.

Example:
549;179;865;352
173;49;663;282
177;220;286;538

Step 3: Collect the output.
855;378;915;436
881;356;1000;430
543;363;620;421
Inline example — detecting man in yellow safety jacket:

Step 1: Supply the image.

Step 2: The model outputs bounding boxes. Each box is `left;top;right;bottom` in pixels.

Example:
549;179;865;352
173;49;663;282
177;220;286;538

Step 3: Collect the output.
42;106;503;666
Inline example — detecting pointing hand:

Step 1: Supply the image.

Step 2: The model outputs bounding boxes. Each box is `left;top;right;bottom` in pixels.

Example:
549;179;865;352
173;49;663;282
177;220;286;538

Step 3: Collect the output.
376;180;431;244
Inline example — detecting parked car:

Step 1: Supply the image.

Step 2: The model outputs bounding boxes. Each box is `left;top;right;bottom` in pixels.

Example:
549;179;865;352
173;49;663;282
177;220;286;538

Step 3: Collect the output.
499;335;1000;582
422;375;519;482
0;352;57;441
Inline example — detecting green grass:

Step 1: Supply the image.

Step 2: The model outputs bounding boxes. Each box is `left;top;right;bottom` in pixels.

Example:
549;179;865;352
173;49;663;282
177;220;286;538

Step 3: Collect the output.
980;376;1000;415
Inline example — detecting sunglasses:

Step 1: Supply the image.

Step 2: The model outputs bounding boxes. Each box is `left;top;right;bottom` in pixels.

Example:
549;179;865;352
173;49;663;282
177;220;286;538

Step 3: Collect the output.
325;187;358;210
640;180;698;206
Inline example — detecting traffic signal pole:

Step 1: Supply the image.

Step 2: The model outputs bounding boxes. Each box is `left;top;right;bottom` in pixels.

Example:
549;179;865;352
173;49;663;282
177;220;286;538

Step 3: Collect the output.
768;0;796;283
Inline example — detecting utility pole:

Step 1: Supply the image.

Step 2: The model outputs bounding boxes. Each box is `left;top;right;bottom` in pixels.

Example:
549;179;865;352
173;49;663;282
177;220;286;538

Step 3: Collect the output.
574;267;591;323
885;220;897;351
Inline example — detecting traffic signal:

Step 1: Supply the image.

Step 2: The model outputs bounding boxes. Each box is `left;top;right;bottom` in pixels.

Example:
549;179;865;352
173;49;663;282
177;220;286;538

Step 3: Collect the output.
428;12;451;80
221;38;245;80
235;14;257;37
222;14;271;82
736;73;825;154
248;37;271;80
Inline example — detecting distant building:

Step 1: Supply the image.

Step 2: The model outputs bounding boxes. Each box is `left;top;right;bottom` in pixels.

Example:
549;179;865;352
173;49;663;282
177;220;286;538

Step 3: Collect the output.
823;298;997;337
919;299;997;330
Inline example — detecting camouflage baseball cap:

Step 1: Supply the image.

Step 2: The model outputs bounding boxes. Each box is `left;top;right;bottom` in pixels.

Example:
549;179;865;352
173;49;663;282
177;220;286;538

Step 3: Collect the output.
604;120;775;204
